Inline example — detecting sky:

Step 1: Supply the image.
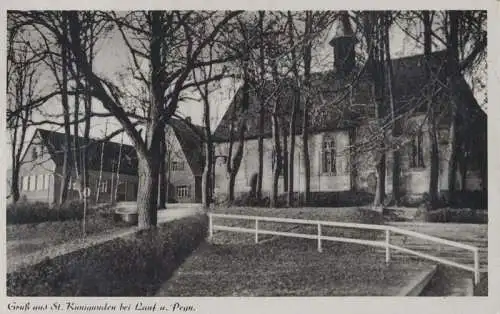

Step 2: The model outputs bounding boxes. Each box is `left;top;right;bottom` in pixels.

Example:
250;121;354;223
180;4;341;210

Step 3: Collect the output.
10;11;487;152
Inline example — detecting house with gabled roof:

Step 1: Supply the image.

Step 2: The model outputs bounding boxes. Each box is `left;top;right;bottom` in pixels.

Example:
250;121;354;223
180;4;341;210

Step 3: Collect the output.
11;117;206;205
211;22;487;204
165;118;205;203
14;128;139;204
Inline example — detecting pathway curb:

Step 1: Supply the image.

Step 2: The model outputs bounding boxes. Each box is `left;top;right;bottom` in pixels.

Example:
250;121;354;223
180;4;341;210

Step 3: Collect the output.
398;264;438;296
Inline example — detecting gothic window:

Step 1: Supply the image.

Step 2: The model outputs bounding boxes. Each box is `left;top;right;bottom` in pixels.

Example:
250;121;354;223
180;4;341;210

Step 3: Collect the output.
410;131;425;168
322;137;336;174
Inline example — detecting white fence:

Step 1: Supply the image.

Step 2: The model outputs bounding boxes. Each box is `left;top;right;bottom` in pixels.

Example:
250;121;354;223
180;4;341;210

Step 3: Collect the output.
208;213;481;285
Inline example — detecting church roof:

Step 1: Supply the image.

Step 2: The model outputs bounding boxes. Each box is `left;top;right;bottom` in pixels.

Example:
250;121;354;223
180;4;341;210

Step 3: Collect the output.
213;50;485;142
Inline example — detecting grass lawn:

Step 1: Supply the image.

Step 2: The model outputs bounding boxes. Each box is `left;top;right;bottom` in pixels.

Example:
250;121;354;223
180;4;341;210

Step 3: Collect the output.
158;238;434;296
157;206;432;296
211;206;384;245
213;206;383;223
7;212;130;257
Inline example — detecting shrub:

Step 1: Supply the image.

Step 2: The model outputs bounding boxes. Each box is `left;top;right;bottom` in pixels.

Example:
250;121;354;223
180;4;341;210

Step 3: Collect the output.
6;200;114;225
413;206;487;224
7;214;208;296
6;200;88;225
233;191;374;208
399;191;487;210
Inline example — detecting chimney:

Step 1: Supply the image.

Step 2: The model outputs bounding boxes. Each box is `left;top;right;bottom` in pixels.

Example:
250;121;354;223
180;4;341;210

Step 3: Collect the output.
328;11;356;76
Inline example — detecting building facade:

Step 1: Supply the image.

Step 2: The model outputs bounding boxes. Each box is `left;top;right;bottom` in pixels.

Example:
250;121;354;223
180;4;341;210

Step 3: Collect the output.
211;20;487;203
11;118;205;205
14;129;139;204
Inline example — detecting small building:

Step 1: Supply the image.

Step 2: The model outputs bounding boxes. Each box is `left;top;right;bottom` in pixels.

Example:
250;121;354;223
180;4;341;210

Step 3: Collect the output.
165;119;205;203
11;118;206;205
15;128;138;204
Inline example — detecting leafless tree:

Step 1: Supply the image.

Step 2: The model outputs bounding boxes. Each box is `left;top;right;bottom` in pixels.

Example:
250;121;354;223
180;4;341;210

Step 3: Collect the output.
7;30;42;202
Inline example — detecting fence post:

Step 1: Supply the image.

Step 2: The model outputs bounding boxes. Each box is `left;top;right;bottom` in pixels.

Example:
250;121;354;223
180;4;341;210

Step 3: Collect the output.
208;213;213;239
385;228;390;264
255;219;259;244
474;248;480;285
317;223;322;253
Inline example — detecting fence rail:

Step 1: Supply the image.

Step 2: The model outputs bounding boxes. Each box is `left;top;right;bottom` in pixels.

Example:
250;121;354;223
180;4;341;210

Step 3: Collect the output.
208;213;481;285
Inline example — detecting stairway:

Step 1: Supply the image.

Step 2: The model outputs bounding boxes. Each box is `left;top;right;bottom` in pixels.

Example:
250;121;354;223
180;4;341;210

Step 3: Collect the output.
378;222;487;296
384;222;487;269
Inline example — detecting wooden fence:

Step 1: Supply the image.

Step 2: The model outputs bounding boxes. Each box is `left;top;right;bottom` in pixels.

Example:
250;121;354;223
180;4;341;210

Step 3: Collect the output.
208;213;481;285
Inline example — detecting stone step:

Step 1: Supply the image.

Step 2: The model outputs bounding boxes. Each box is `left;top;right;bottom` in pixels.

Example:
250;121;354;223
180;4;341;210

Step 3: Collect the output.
419;265;477;296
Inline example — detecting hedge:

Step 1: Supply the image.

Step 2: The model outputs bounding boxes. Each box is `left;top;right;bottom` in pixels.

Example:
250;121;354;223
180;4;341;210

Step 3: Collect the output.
6;200;113;225
231;191;374;208
414;207;487;224
7;214;208;296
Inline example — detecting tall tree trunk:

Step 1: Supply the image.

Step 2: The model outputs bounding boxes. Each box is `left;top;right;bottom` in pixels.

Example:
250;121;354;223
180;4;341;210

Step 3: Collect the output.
10;166;20;202
283;127;288;193
373;153;386;208
157;134;166;208
349;128;357;191
202;93;214;210
202;142;213;209
73;67;81;199
288;102;298;207
270;64;282;208
446;10;461;205
287;11;299;207
424;10;440;209
137;156;158;228
82;12;93;225
382;12;400;205
134;10;166;228
10;116;23;202
227;76;249;203
369;12;386;209
59;13;72;205
301;10;312;205
256;11;266;200
228;138;245;203
95;120;107;203
115;134;124;202
66;11;166;229
166;150;171;203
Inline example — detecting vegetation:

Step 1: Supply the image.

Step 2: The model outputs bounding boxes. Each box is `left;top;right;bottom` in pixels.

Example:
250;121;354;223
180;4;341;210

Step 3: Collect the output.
7;10;487;226
7;215;207;296
7;200;91;225
7;206;128;257
159;239;434;296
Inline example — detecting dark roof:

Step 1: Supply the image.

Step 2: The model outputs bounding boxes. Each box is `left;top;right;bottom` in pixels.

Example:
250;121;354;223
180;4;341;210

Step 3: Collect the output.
168;118;205;176
213;50;484;141
37;129;138;176
36;120;209;178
